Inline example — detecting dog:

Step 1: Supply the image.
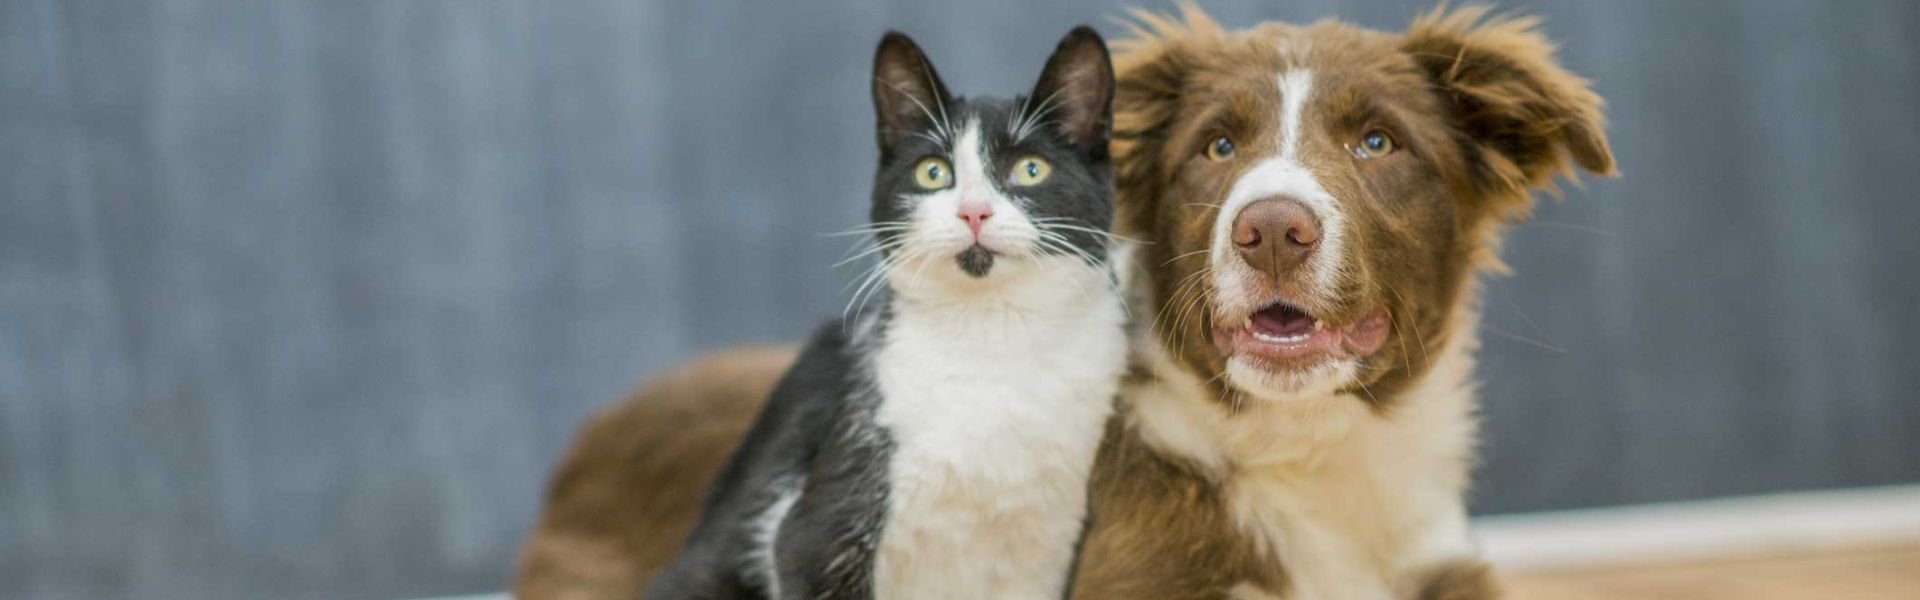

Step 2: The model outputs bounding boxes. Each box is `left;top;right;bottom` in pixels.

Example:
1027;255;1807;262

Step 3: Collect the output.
516;6;1612;599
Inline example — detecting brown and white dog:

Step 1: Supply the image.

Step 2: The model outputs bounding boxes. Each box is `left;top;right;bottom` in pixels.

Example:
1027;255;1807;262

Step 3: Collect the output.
516;5;1612;600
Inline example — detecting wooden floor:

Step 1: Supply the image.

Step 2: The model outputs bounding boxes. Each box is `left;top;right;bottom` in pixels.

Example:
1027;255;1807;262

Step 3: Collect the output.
404;546;1920;600
1501;545;1920;599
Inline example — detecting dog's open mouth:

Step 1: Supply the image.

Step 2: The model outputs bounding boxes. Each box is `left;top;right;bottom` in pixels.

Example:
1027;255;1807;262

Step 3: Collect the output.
1212;302;1392;366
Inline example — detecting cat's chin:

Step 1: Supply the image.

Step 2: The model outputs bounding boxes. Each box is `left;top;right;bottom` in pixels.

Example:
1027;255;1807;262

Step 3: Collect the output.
894;251;1100;295
955;245;996;278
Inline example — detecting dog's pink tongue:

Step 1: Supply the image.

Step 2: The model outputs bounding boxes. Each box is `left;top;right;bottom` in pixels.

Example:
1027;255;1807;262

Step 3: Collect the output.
1340;311;1392;356
1250;305;1315;338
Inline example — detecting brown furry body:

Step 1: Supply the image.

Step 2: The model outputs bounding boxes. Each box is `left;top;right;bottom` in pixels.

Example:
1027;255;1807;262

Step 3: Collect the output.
515;347;793;600
517;6;1611;599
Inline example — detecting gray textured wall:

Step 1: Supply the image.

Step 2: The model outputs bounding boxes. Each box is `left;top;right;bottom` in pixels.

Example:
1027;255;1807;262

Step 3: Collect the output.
3;1;1917;598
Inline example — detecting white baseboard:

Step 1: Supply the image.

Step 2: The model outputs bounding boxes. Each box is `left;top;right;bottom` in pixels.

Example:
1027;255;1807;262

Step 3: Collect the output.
1471;484;1920;572
405;485;1920;599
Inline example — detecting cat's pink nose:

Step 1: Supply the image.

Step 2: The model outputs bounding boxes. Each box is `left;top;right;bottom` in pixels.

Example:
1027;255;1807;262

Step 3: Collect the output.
959;203;993;237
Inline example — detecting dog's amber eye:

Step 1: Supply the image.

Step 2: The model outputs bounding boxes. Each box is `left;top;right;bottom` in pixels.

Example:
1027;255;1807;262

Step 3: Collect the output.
913;157;954;190
1206;136;1235;161
1352;130;1397;159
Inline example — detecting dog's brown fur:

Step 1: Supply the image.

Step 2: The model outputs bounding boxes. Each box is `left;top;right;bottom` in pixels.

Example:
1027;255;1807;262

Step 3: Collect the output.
516;6;1610;599
1072;402;1284;599
1113;4;1610;408
513;346;792;600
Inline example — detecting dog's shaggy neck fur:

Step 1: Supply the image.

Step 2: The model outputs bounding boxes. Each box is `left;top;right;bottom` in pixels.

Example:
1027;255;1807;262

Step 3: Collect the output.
1121;263;1486;599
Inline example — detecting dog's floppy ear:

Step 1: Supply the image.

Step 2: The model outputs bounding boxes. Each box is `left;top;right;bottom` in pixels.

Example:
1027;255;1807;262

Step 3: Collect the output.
1402;6;1615;197
1109;4;1222;237
872;32;953;151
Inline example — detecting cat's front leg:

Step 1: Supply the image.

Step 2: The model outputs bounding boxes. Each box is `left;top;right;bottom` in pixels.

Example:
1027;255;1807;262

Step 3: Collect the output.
769;487;883;600
768;432;890;600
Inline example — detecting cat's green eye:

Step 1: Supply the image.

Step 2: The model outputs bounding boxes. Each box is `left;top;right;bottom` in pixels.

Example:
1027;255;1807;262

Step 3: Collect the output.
1010;156;1051;186
913;157;953;190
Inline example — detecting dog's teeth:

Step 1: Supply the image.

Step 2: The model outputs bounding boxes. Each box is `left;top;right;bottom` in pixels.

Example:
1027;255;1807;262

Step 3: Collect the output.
1242;317;1253;329
1252;331;1311;344
1312;319;1324;331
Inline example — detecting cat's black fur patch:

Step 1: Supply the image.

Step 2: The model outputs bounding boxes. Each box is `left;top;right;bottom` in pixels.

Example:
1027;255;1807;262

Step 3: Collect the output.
644;27;1114;600
955;245;995;277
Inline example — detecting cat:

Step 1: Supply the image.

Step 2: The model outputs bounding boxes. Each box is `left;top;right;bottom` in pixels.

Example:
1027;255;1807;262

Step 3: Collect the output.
640;27;1125;600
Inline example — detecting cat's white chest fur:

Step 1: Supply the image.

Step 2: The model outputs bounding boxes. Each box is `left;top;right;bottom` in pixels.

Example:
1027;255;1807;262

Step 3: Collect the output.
868;259;1128;600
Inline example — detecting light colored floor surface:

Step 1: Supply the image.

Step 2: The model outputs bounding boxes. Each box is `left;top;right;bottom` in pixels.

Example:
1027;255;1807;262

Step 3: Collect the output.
415;546;1920;600
1502;544;1920;599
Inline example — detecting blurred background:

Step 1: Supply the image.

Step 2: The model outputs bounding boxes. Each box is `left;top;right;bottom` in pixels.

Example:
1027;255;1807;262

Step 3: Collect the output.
3;0;1918;599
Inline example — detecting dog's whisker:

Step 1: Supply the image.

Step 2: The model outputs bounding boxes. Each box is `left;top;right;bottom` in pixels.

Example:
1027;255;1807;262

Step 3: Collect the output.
1384;286;1431;369
1354;378;1382;406
1160;248;1210;267
1494;290;1562;353
1484;325;1568;355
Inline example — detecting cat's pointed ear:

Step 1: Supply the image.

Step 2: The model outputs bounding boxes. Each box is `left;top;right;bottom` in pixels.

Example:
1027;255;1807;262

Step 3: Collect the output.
1026;26;1115;157
872;32;953;150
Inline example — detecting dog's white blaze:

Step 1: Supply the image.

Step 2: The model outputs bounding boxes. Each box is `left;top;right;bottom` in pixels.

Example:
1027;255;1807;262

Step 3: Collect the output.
1275;67;1347;296
1208;68;1345;290
1204;68;1356;398
1278;69;1312;161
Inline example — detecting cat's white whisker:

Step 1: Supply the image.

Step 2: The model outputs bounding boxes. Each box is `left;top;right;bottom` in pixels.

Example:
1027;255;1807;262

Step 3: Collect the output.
876;77;951;144
1014;86;1070;142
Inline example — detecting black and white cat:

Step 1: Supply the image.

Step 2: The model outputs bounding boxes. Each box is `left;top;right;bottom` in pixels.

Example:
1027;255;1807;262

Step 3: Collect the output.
643;27;1125;600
